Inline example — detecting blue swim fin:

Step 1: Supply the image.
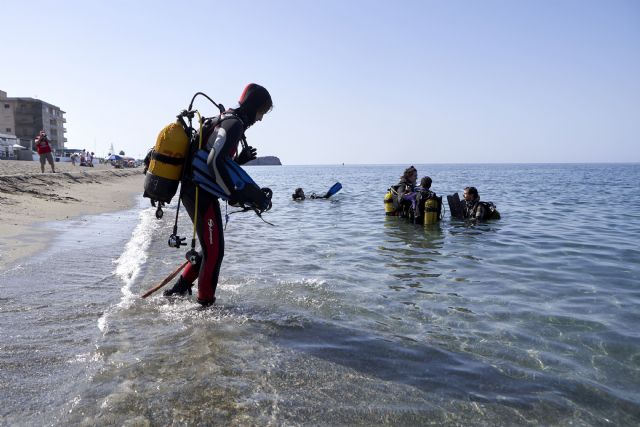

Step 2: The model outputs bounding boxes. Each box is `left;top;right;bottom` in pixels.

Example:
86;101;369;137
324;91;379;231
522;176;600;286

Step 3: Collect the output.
324;182;342;198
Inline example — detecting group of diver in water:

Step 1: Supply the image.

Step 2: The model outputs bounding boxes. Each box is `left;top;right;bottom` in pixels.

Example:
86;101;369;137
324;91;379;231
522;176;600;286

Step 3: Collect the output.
385;165;500;224
140;84;499;306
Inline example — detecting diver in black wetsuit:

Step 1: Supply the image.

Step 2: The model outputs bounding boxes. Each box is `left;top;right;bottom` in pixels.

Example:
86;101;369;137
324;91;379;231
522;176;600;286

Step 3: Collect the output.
414;176;438;221
292;188;306;200
292;183;342;201
291;188;330;200
163;83;273;305
461;186;500;221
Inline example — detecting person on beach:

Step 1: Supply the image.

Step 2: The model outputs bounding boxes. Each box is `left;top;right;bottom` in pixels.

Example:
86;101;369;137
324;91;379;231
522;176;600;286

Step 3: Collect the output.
163;83;273;306
34;130;55;173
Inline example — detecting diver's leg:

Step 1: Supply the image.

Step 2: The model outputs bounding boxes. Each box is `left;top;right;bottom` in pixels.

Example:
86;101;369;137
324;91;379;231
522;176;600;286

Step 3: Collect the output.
195;194;224;305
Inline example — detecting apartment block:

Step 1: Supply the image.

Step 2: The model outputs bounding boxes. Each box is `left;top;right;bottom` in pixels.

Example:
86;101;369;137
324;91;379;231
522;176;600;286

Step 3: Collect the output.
0;91;15;136
0;90;67;150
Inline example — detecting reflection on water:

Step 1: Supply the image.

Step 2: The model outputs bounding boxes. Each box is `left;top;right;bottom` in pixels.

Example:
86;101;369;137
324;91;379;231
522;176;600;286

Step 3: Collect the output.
2;164;640;425
381;216;445;291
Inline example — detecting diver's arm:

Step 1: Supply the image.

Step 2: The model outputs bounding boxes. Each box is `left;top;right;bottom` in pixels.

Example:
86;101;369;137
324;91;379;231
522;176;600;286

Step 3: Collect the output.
206;119;268;209
396;183;407;203
206;119;244;195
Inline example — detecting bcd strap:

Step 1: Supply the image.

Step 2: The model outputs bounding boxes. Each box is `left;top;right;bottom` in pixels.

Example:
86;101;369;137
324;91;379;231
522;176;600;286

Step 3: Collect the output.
151;151;184;165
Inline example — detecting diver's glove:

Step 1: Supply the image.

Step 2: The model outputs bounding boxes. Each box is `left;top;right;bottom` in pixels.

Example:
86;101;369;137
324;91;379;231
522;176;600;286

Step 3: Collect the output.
240;185;272;213
236;145;257;165
259;187;273;212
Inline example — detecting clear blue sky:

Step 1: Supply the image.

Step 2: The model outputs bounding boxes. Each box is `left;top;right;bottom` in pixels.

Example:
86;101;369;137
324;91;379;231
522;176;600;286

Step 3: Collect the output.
2;0;639;164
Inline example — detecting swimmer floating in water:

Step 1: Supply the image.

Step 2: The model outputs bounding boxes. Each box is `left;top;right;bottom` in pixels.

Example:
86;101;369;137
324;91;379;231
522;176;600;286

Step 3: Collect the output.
292;182;342;200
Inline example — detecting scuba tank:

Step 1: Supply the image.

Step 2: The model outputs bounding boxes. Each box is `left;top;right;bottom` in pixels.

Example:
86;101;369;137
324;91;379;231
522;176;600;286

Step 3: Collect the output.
424;197;439;225
384;189;397;216
143;122;190;204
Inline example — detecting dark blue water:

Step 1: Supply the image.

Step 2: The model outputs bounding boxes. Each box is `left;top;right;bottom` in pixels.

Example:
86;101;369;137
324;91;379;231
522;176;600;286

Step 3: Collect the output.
1;164;639;426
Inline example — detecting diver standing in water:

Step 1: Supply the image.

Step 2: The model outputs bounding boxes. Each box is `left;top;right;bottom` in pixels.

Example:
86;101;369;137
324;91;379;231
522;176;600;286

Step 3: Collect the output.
395;165;418;218
462;186;501;221
163;84;273;305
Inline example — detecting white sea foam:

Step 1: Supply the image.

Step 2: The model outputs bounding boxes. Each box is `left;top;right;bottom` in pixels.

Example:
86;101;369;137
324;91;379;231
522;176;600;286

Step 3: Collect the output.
0;263;25;277
98;209;158;332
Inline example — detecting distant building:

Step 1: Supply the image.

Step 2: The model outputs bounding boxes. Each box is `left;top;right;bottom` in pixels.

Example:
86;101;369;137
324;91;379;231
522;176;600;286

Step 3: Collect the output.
0;90;67;150
0;91;15;136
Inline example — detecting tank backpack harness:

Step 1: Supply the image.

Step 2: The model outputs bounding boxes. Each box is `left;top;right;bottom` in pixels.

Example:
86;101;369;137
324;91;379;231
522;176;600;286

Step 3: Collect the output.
478;201;501;220
146;92;273;266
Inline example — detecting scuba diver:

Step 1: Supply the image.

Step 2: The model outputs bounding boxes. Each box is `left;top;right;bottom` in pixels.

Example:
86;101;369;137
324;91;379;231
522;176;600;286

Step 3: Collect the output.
395;166;418;218
413;176;442;224
291;182;342;201
292;188;306;200
162;83;273;305
461;186;500;221
384;166;418;217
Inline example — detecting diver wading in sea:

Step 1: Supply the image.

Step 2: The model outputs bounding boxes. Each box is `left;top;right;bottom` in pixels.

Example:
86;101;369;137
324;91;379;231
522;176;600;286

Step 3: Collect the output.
143;84;274;305
447;186;500;221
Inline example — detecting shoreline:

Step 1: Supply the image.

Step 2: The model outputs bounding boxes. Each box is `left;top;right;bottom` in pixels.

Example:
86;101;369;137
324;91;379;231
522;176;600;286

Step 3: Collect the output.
0;161;145;270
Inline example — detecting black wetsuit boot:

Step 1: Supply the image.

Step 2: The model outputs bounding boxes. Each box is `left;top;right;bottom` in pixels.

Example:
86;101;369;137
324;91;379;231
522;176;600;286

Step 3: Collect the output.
163;276;193;297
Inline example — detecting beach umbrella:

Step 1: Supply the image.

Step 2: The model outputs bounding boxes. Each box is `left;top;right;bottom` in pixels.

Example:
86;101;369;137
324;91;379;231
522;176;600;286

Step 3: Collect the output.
106;154;123;161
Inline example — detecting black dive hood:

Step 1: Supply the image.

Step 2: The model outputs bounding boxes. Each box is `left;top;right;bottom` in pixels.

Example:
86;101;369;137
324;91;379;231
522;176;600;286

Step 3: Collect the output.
236;83;272;128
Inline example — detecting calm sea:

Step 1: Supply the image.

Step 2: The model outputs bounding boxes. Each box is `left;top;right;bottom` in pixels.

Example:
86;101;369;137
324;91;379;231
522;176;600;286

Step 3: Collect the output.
1;164;639;426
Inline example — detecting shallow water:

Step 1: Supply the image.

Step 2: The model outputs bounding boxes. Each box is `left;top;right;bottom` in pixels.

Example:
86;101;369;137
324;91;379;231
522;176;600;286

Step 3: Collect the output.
1;163;639;426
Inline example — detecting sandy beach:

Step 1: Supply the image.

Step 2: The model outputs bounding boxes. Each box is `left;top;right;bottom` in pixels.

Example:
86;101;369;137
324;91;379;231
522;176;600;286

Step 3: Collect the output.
0;160;144;270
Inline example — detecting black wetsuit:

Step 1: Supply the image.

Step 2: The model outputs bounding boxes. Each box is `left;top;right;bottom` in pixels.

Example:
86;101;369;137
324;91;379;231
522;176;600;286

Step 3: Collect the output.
394;178;416;218
463;200;487;221
414;188;437;221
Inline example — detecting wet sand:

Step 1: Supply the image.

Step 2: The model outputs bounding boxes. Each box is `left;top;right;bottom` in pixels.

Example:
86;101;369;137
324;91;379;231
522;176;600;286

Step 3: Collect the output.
0;160;144;269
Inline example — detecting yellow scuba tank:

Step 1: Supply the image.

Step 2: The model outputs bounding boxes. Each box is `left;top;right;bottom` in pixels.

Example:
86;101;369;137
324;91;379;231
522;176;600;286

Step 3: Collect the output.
143;122;190;203
384;190;396;216
424;197;439;225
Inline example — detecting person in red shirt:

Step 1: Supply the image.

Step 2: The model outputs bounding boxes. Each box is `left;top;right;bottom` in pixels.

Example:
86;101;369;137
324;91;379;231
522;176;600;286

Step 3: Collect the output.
34;130;56;173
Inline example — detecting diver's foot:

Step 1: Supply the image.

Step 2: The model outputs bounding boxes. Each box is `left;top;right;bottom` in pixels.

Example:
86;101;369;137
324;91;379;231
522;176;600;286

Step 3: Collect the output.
197;297;216;307
163;277;193;297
